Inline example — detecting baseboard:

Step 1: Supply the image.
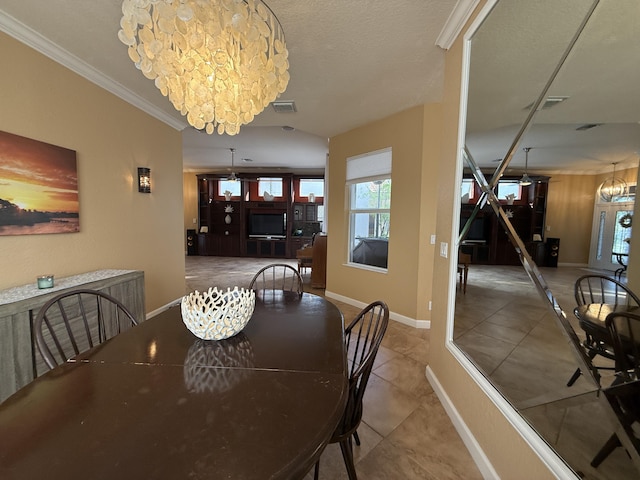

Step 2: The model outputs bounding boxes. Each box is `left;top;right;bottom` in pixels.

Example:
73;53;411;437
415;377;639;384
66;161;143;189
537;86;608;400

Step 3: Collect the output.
434;343;580;479
425;366;499;479
146;298;181;320
324;290;430;329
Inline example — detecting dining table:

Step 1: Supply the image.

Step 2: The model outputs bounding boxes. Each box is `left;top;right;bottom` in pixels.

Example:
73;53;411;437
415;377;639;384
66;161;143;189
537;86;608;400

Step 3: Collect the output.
0;291;347;480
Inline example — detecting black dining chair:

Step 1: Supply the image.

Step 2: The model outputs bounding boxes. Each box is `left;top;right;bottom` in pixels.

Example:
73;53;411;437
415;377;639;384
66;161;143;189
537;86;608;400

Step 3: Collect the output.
34;288;138;370
249;263;304;296
567;274;640;386
314;300;389;480
589;311;640;468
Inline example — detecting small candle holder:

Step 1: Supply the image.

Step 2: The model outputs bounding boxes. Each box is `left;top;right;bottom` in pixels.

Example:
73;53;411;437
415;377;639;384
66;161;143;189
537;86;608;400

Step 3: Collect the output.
37;275;54;289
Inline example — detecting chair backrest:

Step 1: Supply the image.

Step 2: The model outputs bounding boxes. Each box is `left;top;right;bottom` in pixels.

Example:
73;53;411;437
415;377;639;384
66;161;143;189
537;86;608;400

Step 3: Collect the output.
574;275;640;308
249;263;303;296
34;289;138;370
606;311;640;381
334;300;389;441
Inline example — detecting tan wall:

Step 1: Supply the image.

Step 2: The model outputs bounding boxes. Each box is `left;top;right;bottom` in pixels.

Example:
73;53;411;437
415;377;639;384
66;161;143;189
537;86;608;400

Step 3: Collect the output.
544;167;638;265
326;104;440;321
429;2;556;478
0;32;185;312
545;174;597;264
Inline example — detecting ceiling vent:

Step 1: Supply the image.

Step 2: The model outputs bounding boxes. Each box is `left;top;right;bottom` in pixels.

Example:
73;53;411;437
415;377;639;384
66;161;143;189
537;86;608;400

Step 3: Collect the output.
271;101;297;113
524;96;569;111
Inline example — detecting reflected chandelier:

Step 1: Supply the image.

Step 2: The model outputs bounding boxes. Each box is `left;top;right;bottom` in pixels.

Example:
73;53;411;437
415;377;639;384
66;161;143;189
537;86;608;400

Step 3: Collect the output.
118;0;290;136
598;162;627;202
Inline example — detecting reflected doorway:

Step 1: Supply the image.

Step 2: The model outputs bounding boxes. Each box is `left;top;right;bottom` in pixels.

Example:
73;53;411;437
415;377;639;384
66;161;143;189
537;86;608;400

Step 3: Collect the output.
589;200;634;273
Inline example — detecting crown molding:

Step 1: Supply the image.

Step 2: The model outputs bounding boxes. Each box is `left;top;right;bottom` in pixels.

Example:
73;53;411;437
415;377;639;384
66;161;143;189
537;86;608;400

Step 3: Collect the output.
0;12;188;131
436;0;482;50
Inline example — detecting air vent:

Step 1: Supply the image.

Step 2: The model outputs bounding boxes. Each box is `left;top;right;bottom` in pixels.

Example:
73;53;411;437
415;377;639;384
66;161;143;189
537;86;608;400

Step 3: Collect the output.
271;101;297;113
524;96;569;111
576;123;602;131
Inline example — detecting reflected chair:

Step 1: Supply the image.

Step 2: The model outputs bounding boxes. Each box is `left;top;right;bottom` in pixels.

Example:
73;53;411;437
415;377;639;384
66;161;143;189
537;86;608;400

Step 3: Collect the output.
567;274;640;386
34;288;138;370
457;252;471;294
314;300;389;480
249;263;304;296
589;311;640;468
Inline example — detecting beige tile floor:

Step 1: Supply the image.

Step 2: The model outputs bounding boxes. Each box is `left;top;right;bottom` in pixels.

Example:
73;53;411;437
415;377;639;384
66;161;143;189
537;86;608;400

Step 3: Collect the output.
185;255;483;480
454;264;639;480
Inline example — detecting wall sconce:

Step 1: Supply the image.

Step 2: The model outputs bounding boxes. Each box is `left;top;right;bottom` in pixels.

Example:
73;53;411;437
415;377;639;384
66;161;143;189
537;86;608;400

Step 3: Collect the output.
138;167;151;193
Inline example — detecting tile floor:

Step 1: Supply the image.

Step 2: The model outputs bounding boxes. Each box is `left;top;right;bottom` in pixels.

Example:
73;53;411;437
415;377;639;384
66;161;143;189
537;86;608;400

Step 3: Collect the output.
454;264;639;480
185;255;483;480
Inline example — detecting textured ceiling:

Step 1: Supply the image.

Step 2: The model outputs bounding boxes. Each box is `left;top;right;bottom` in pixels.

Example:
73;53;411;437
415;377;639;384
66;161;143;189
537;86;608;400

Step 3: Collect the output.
0;0;458;172
0;1;637;175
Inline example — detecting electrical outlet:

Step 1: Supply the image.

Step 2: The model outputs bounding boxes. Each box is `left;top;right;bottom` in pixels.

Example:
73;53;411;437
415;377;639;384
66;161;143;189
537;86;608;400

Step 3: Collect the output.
430;234;436;245
440;242;448;258
428;300;432;311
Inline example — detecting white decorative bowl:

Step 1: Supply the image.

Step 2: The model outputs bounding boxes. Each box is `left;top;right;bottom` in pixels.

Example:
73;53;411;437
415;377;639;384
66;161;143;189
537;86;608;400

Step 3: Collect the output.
181;287;256;340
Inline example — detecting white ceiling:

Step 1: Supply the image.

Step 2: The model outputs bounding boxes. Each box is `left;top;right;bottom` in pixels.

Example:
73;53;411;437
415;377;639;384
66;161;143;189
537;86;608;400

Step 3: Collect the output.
0;0;460;173
0;1;637;176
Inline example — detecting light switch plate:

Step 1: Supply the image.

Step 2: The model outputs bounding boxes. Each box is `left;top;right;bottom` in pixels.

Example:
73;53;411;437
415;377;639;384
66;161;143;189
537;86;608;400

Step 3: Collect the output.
440;242;448;258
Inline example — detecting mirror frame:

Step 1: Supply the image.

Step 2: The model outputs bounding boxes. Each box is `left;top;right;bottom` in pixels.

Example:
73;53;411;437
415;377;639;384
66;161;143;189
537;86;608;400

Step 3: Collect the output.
445;1;608;477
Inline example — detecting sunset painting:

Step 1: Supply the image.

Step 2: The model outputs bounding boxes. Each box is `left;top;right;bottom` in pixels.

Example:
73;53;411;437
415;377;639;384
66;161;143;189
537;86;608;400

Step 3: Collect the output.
0;130;79;236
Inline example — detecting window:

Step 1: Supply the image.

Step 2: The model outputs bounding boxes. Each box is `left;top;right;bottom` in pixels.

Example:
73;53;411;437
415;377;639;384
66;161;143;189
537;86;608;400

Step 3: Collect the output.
258;177;283;197
347;148;392;269
218;179;241;197
299;178;324;198
496;180;522;200
461;178;475;201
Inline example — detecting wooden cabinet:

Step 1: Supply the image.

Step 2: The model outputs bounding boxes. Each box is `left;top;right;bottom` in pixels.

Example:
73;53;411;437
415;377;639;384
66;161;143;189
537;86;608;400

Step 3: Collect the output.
196;173;325;259
460;175;549;265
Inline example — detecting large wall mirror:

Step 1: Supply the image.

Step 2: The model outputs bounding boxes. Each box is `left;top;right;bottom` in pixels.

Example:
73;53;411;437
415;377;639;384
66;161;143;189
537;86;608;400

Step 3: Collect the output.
454;0;640;478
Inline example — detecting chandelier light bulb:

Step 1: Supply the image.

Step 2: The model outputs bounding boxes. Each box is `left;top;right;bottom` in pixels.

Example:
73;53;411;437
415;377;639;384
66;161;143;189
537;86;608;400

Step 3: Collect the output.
118;0;290;136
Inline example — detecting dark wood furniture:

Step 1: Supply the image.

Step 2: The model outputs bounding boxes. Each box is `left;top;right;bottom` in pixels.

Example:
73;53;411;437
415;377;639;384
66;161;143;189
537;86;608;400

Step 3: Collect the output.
569;275;640;386
0;293;347;480
296;244;314;274
196;173;324;259
0;270;144;403
314;300;389;480
249;263;304;296
34;289;139;369
311;233;327;289
460;175;549;265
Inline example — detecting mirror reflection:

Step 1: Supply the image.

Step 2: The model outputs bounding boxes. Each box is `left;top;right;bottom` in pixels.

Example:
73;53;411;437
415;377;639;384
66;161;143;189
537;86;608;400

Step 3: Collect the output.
454;0;640;478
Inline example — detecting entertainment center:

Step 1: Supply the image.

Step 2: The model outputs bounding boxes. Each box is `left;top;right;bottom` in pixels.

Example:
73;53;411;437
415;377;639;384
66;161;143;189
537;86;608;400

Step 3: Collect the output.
196;173;323;258
460;174;550;266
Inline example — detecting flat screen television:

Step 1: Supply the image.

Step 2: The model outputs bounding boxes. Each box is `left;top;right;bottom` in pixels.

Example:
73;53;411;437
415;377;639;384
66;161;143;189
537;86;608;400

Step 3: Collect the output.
249;212;286;238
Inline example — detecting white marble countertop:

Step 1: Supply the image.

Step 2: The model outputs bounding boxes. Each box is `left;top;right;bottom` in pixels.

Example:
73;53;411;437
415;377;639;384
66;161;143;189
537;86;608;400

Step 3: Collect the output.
0;270;136;306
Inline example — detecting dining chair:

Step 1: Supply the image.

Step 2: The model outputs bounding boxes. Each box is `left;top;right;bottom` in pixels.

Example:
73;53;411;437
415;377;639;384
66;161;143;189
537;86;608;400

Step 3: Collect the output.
314;300;389;480
249;263;303;296
34;288;138;370
567;274;640;387
457;251;471;294
588;311;640;468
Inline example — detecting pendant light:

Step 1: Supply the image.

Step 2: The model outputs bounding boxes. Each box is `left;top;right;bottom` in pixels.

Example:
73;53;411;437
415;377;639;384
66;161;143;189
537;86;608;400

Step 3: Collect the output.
519;147;533;186
598;162;627;202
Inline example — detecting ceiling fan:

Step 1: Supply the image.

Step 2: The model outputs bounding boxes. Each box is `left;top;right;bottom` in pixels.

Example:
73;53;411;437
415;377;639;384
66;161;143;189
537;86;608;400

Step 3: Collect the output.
223;148;257;183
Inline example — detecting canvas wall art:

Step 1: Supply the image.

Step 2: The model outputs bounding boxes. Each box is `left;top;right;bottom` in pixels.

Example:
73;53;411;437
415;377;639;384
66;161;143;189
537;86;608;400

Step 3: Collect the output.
0;130;79;236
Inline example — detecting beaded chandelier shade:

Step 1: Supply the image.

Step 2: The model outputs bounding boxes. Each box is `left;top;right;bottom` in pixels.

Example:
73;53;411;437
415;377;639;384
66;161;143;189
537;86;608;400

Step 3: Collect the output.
118;0;290;136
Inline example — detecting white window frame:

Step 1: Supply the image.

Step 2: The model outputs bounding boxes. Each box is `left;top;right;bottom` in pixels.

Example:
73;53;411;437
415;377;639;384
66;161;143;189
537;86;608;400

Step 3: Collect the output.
346;148;392;271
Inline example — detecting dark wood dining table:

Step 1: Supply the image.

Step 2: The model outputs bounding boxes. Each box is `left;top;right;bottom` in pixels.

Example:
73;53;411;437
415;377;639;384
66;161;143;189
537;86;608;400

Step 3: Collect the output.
575;303;640;338
0;291;347;480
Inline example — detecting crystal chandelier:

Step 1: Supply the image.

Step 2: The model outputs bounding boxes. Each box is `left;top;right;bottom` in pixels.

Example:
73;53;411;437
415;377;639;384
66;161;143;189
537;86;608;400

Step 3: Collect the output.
598;162;628;202
118;0;290;136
